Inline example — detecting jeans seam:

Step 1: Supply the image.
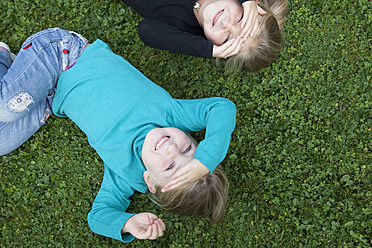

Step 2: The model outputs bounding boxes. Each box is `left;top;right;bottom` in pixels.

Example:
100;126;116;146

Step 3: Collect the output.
2;42;52;96
21;28;59;48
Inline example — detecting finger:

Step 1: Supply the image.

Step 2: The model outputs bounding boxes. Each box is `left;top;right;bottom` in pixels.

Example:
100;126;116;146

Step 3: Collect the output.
156;220;164;237
240;13;249;33
162;170;194;191
231;38;245;55
212;38;238;58
245;13;260;38
158;218;166;231
150;222;160;240
171;166;190;180
162;167;190;189
162;180;186;192
163;173;185;189
249;7;266;37
222;37;244;58
257;6;266;15
220;40;238;59
222;42;244;59
225;37;239;48
241;19;253;39
241;25;251;40
240;2;257;28
240;24;248;37
147;213;158;223
143;223;153;239
162;175;189;192
248;18;259;38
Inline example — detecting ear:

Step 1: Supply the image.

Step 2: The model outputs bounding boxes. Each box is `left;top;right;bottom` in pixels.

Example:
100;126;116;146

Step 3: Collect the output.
143;171;157;193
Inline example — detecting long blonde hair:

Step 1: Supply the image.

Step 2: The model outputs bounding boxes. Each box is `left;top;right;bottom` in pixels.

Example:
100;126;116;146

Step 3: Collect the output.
225;0;288;72
147;165;229;223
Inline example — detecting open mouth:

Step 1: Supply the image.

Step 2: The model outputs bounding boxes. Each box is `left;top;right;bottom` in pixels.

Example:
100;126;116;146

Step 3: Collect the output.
213;9;224;26
155;136;170;150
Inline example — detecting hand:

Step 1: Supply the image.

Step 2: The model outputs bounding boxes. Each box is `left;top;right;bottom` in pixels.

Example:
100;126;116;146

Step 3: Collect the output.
212;36;245;59
122;213;165;240
240;1;266;39
161;158;209;192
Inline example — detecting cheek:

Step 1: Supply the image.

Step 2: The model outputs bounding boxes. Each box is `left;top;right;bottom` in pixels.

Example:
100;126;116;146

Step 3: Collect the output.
149;171;168;187
142;151;157;170
204;28;222;45
229;3;243;20
143;153;168;173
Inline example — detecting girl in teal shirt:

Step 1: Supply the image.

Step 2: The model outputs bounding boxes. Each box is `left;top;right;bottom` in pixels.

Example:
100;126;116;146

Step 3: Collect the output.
0;28;236;242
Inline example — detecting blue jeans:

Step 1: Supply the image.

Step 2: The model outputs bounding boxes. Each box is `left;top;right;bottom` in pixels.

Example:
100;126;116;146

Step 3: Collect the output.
0;28;88;155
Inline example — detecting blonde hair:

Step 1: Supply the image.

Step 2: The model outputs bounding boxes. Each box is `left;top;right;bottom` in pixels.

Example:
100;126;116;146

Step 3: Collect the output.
225;0;288;72
147;165;229;223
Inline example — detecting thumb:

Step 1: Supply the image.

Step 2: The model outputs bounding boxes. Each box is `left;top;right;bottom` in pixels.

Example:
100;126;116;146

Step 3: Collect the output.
258;6;266;15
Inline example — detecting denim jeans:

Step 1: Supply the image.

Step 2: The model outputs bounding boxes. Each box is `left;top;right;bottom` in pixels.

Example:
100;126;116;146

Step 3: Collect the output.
0;28;88;155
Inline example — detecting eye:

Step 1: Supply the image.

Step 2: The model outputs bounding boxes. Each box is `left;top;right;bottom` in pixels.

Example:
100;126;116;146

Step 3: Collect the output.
224;34;231;44
183;145;192;154
166;162;174;170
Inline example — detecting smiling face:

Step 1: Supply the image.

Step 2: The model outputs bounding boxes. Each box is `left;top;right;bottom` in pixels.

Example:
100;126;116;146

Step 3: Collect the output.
199;0;244;45
142;128;196;191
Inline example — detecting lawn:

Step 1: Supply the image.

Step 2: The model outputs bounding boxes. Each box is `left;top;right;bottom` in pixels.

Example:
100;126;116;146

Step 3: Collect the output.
0;0;371;247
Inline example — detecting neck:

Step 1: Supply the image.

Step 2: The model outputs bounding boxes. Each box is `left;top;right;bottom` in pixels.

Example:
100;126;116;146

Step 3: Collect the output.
194;0;207;26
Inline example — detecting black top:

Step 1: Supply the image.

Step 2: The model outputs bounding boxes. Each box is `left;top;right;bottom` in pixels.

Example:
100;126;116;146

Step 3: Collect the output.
122;0;250;58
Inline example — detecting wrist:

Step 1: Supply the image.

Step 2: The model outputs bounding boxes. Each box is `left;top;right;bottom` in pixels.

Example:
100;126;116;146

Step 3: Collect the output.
121;215;135;234
193;158;209;174
242;1;256;6
212;44;217;57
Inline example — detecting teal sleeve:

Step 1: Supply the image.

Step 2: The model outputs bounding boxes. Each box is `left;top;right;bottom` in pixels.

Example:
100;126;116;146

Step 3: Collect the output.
87;165;136;243
171;97;236;172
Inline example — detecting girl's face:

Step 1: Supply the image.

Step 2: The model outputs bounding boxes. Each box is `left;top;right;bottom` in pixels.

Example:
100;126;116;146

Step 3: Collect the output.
200;0;244;45
142;128;196;189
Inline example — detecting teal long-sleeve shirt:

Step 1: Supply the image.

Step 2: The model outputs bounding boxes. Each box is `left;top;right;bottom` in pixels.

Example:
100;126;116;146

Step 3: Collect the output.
52;39;236;242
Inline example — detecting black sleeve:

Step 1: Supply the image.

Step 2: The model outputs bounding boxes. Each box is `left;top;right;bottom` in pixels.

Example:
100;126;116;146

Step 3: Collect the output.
138;19;214;58
239;0;255;4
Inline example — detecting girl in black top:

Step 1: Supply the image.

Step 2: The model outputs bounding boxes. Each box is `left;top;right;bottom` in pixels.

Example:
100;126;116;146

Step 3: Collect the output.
122;0;288;72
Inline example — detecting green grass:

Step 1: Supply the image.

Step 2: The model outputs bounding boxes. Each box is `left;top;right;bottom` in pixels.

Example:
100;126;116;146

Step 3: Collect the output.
1;0;371;247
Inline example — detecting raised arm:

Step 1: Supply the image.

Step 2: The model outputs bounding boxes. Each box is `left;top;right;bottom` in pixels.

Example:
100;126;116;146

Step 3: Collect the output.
162;97;236;191
138;19;213;58
87;165;165;242
180;97;236;172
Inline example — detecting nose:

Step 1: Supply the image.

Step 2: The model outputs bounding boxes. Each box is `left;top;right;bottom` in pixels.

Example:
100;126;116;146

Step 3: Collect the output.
221;17;231;29
166;143;179;156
